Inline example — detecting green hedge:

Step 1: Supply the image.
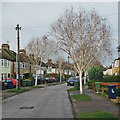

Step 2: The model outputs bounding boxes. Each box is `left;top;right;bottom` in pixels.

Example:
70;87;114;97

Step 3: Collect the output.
88;80;93;89
96;75;120;82
102;75;120;82
116;88;120;97
88;66;103;81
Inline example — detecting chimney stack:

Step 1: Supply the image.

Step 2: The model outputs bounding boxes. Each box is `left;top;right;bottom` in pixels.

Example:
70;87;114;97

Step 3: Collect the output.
2;44;10;50
19;49;26;54
48;59;52;63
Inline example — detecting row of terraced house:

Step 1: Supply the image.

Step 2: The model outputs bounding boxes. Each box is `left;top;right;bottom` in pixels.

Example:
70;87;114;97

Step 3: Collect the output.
0;44;75;81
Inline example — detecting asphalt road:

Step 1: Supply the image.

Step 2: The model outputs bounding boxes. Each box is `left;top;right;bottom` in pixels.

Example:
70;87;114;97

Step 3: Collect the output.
2;83;73;118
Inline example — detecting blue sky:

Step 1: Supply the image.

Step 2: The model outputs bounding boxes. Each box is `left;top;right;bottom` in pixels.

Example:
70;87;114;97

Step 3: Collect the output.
1;2;119;66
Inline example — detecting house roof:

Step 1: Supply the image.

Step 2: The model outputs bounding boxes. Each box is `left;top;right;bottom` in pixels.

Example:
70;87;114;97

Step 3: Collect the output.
19;53;29;62
46;61;56;68
1;49;15;61
114;57;120;61
1;44;30;63
41;62;47;67
55;61;74;70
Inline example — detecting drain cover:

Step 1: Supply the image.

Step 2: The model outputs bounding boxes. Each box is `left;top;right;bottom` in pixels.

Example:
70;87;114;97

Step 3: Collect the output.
20;106;34;109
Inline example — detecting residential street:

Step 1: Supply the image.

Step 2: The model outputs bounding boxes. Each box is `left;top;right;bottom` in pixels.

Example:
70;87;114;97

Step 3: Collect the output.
2;83;73;118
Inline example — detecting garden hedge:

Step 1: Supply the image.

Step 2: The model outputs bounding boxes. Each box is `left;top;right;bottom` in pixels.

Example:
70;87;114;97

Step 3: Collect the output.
88;66;103;81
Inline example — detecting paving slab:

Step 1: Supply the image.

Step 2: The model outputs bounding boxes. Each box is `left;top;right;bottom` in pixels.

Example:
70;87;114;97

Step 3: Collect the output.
70;86;120;118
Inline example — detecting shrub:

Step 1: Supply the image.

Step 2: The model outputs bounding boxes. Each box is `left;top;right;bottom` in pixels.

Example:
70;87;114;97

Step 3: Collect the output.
88;66;103;81
116;88;120;97
88;80;93;89
94;75;120;82
101;75;120;82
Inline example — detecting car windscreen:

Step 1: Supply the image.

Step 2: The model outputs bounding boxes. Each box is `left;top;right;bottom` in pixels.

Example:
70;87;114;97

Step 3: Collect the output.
2;80;6;82
69;77;76;80
3;80;12;82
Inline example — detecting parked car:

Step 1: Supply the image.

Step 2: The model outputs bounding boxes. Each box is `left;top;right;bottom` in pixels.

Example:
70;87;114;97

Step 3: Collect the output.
45;77;52;83
50;77;56;82
2;78;19;88
67;77;78;86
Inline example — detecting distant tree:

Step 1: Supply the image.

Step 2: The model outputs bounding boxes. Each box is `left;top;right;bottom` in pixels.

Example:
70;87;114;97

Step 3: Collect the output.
55;56;65;83
26;36;57;86
88;66;103;81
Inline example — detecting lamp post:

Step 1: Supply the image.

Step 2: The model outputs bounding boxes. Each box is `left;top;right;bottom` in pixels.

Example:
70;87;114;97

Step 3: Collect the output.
68;56;70;79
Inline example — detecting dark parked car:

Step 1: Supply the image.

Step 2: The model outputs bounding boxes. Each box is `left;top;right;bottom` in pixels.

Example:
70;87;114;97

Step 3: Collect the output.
67;77;78;86
45;77;53;83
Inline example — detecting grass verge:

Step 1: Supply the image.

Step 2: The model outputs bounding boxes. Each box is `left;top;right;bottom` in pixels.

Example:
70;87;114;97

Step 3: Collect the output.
100;92;108;97
79;110;117;118
7;88;32;93
71;94;91;101
32;86;44;88
68;87;76;92
47;81;66;86
47;83;58;86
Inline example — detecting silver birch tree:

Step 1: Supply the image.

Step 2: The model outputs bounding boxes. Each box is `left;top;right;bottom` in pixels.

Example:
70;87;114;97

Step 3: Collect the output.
50;7;112;94
26;36;56;86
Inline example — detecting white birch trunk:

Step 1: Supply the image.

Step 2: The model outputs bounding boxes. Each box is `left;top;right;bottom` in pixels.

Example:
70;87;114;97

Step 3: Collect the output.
79;70;83;94
84;72;87;84
35;71;38;86
60;70;62;83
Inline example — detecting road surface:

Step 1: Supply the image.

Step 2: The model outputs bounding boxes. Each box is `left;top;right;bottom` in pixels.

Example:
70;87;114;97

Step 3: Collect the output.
2;83;73;118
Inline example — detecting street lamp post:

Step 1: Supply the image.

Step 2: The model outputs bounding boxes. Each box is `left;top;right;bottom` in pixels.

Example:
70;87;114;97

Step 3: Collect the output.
68;56;70;79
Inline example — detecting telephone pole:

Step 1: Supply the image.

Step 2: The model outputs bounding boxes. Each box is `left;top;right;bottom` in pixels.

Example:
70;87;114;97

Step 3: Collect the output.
16;24;21;90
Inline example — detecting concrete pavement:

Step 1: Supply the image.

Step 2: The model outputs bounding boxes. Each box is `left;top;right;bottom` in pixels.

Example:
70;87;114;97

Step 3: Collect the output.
70;86;119;118
2;83;73;118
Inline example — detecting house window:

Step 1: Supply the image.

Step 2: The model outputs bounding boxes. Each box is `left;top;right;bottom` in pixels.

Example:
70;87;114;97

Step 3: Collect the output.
4;60;7;67
4;74;7;79
8;61;9;67
64;70;67;75
2;60;4;66
15;62;18;68
20;63;23;68
48;66;52;72
1;74;4;80
1;59;8;67
23;63;25;68
115;60;119;67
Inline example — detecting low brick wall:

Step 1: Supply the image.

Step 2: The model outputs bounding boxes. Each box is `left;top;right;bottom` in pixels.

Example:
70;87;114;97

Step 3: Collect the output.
100;82;120;88
99;82;120;93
